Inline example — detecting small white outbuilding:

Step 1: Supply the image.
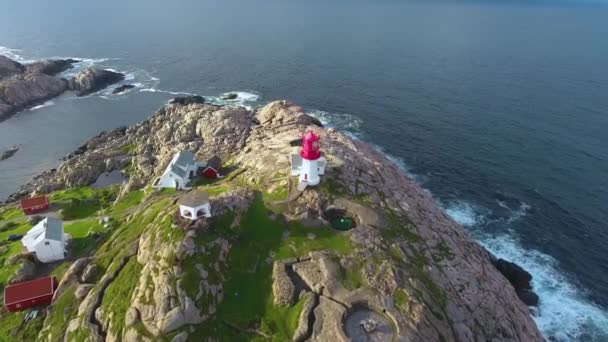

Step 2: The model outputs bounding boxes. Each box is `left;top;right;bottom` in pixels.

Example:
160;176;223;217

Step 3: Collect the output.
21;217;66;263
152;150;205;190
178;191;211;221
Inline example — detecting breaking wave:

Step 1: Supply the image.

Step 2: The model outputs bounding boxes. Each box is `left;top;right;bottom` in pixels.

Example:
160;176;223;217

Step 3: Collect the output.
443;200;487;227
307;109;363;135
205;91;261;110
480;234;608;341
0;46;37;63
29;101;55;111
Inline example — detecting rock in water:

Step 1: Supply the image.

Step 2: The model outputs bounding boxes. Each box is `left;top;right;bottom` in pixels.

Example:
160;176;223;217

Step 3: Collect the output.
25;59;79;75
1;146;19;161
494;258;533;290
112;84;135;94
0;56;80;121
222;93;237;100
0;73;68;115
68;68;125;96
169;96;206;106
517;289;540;306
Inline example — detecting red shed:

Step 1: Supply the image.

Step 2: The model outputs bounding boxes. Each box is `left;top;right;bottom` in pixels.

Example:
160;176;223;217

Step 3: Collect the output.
20;196;49;215
201;156;222;179
4;276;57;312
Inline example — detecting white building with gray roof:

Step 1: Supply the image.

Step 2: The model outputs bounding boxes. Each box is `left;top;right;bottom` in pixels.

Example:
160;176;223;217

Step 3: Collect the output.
152;150;206;190
21;217;66;263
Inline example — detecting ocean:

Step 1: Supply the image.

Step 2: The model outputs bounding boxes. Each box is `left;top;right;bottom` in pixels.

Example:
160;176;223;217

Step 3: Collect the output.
1;0;607;340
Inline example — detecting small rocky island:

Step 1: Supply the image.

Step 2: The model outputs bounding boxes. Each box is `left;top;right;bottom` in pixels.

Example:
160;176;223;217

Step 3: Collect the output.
0;98;543;341
0;55;124;121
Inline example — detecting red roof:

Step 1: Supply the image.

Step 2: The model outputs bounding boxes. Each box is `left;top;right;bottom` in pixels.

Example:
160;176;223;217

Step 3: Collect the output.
4;276;55;306
20;196;48;209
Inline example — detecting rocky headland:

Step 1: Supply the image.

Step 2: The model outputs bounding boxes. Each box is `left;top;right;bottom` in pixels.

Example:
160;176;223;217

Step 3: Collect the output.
0;98;543;341
0;55;124;121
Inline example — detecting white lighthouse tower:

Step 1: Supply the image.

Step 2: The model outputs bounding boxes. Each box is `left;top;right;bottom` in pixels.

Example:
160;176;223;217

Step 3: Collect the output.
291;130;325;190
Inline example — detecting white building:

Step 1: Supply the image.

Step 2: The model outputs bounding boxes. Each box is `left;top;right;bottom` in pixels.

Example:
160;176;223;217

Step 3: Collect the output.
22;217;66;263
178;191;211;220
152;150;205;190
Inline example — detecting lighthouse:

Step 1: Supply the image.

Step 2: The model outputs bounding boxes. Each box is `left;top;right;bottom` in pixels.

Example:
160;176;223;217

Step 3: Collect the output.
291;130;326;190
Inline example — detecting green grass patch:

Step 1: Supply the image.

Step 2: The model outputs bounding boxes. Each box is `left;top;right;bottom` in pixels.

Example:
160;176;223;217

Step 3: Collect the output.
194;177;220;187
100;257;143;336
51;186;119;220
0;221;32;286
0;307;45;342
119;143;137;155
64;220;105;257
41;285;78;342
112;190;144;213
0;206;24;221
275;224;353;260
394;289;410;311
189;197;354;340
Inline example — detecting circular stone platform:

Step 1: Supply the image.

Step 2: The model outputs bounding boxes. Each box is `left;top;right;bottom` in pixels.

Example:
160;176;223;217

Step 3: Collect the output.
343;305;396;342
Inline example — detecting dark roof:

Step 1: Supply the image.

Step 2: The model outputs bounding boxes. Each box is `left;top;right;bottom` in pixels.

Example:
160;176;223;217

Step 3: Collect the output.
43;217;63;241
20;196;48;209
174;150;195;168
178;191;210;207
205;156;221;172
171;164;187;178
4;276;55;305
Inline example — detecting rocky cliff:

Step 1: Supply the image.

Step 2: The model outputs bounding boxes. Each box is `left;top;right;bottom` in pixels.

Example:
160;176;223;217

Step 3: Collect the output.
0;55;124;121
0;99;543;341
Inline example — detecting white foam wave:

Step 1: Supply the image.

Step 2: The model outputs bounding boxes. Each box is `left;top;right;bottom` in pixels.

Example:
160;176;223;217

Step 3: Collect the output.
480;234;608;341
140;88;196;96
29;101;55;111
202;91;260;110
307;109;363;134
0;46;37;63
444;200;486;226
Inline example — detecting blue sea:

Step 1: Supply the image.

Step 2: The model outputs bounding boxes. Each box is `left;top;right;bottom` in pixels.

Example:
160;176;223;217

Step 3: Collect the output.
1;1;607;340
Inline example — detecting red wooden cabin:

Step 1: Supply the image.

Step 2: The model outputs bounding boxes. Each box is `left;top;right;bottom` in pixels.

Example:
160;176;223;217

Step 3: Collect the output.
201;156;221;179
4;276;57;312
20;196;49;215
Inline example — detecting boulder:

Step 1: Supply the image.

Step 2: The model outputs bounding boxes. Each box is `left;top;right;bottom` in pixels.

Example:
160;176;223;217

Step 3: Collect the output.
125;307;140;326
169;96;205;106
75;284;94;301
494;259;532;290
1;146;19;161
80;263;99;283
67;68;125;96
272;261;295;306
112;84;135;94
222;93;237;100
517;289;539;307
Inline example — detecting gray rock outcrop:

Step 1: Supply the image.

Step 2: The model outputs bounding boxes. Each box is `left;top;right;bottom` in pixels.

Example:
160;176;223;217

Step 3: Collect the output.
67;68;125;96
0;55;81;121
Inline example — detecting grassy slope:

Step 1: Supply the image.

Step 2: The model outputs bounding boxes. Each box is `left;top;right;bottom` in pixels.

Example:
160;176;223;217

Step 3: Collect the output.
189;197;353;341
0;171;359;341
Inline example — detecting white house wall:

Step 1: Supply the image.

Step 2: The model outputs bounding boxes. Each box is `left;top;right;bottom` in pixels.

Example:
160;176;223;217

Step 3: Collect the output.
34;239;65;263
